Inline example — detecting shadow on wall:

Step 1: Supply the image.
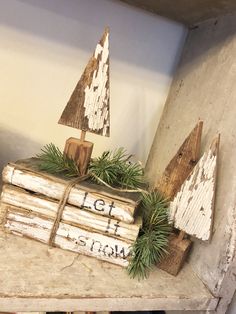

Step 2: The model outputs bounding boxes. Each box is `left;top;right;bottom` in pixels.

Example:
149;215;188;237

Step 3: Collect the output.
0;127;41;174
182;13;236;67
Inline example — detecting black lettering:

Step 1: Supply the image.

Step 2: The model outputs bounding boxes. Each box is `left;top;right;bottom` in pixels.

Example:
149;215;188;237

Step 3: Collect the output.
90;240;102;252
114;245;118;258
76;235;87;246
81;192;89;209
108;201;115;217
105;219;111;233
94;199;105;212
102;245;114;257
114;221;121;236
119;247;130;259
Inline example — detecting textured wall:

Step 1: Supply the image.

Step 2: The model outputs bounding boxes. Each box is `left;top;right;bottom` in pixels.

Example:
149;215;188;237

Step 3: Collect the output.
0;0;186;171
146;14;236;314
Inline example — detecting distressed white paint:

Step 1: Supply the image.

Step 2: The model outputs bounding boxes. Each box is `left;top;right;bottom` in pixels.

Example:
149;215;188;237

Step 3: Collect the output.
5;206;130;267
2;163;137;223
84;31;109;136
169;140;218;241
1;184;141;242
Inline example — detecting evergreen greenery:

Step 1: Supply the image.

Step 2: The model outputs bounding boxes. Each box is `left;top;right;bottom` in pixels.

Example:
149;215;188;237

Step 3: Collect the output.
37;144;171;279
88;148;144;189
37;143;80;177
127;191;171;279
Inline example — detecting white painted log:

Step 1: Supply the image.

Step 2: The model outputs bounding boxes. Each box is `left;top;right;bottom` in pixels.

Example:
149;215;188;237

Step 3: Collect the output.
4;205;131;267
169;136;220;241
1;185;141;242
2;160;138;223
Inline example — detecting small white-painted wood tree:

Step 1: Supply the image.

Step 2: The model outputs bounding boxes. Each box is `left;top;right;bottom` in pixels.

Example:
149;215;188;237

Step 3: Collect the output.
169;135;220;241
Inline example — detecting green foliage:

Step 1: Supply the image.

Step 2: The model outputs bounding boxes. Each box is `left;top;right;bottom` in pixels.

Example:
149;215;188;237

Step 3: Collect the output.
88;148;144;189
37;144;171;280
127;191;171;280
37;145;144;190
37;143;79;177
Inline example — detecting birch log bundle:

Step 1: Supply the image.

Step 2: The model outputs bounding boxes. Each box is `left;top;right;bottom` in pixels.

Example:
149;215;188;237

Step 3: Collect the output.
4;204;130;267
1;158;141;267
1;185;141;242
2;158;138;223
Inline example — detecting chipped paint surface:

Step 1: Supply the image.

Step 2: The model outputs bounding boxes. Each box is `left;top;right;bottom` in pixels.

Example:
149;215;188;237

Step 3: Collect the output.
170;140;218;241
84;32;109;136
2;162;136;223
1;185;141;242
5;207;130;267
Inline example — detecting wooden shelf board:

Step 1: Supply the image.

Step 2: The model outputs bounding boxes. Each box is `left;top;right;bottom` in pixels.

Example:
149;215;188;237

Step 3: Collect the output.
0;231;218;312
119;0;236;26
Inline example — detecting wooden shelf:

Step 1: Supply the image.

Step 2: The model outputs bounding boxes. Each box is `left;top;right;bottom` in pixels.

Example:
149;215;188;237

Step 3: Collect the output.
0;231;218;312
119;0;236;26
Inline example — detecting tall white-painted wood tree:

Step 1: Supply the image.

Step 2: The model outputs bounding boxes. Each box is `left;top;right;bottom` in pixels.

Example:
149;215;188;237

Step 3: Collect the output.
58;27;110;175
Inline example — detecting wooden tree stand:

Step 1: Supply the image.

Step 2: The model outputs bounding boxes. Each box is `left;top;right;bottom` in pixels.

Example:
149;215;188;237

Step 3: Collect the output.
158;232;192;276
64;135;93;175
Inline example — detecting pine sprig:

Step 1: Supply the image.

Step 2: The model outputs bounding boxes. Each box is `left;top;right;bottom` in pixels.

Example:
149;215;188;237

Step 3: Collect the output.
88;150;122;186
89;148;144;189
36;144;171;280
37;143;79;177
127;191;171;280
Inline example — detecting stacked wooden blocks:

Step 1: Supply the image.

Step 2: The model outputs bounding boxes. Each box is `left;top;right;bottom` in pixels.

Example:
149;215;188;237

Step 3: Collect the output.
1;158;141;267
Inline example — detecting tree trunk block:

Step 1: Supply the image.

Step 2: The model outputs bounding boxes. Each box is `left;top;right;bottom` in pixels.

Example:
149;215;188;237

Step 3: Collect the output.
158;234;192;276
64;137;93;175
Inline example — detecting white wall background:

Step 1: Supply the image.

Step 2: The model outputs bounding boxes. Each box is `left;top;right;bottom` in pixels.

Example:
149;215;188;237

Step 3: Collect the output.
0;0;186;170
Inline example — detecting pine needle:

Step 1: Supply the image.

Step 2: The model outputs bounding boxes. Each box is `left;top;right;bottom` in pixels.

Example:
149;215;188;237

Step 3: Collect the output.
37;143;79;177
89;148;144;189
36;144;171;280
127;191;171;279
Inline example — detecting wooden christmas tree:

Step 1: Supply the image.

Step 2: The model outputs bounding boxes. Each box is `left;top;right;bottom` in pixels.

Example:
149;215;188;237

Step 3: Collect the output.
169;135;220;241
58;27;110;175
156;121;203;275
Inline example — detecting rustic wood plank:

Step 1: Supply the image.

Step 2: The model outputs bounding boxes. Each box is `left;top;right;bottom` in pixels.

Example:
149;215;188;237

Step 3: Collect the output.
2;159;139;223
64;137;94;175
4;204;131;267
169;135;220;241
58;28;110;137
155;120;203;200
0;229;218;312
1;184;141;242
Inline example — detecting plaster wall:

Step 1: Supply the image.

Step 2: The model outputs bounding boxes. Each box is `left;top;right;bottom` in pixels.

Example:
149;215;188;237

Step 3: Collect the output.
0;0;186;171
146;13;236;314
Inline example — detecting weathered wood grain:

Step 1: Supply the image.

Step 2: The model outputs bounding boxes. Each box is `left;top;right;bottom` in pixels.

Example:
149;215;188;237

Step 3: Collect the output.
2;159;139;223
156;120;203;200
4;204;131;267
1;184;141;242
158;234;192;276
58;28;110;137
0;228;218;312
169;135;220;241
64;137;94;175
157;121;203;275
